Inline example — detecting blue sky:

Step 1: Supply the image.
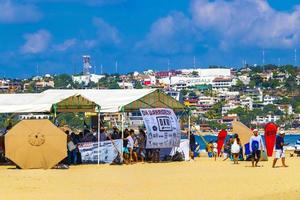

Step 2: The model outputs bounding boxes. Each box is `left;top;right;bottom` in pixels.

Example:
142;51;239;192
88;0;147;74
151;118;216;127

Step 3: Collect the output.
1;0;300;78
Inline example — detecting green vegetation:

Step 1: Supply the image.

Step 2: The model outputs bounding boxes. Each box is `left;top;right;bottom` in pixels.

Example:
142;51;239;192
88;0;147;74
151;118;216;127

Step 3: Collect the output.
53;74;74;89
56;113;87;130
98;76;121;89
134;81;143;89
204;101;225;120
208;120;227;130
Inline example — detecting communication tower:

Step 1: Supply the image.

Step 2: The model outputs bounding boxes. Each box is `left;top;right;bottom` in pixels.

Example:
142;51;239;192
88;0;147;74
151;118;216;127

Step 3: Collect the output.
83;55;92;75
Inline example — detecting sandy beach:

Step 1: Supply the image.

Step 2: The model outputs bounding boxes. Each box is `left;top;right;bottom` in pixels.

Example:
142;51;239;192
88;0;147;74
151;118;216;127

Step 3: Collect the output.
0;157;299;200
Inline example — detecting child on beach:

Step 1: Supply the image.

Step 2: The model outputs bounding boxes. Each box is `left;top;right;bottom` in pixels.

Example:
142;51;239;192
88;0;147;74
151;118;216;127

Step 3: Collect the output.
206;142;213;158
126;130;135;164
212;141;218;161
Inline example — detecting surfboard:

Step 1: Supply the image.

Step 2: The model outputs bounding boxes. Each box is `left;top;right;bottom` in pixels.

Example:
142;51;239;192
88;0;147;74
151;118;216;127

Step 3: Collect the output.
264;122;277;157
217;129;227;156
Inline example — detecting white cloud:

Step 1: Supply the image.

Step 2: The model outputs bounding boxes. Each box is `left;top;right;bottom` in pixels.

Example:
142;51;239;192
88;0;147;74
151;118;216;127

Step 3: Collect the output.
20;29;52;54
53;38;77;51
137;0;300;56
93;17;121;45
82;17;121;49
136;11;199;55
0;0;42;23
191;0;300;49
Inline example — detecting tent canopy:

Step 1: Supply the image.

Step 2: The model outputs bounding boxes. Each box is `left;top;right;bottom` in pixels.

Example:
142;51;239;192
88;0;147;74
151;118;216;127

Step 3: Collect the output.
0;89;185;113
232;121;253;145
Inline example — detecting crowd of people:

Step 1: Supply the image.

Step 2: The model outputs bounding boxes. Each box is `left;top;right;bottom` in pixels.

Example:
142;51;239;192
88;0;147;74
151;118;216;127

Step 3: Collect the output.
0;119;293;168
64;126;161;165
202;129;289;168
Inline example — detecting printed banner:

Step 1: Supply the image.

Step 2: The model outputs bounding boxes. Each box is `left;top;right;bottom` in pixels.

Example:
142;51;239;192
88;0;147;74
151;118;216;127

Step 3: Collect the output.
78;139;122;163
140;108;181;149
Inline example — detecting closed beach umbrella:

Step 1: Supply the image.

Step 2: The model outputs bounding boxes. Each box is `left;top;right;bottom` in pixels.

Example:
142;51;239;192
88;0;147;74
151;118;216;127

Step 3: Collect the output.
264;122;277;157
5;119;67;169
217;129;227;156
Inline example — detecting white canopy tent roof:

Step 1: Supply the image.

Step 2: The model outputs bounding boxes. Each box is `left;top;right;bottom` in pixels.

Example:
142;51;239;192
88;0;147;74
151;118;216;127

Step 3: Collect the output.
41;89;157;113
0;93;48;113
0;89;183;113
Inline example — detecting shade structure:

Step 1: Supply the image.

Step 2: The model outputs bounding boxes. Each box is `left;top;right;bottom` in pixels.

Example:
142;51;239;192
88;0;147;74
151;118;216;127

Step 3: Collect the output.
5;119;67;169
0;89;185;113
232;121;253;145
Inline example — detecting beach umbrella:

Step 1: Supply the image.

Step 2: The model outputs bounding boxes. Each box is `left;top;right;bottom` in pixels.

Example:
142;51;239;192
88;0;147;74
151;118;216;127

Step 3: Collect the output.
264;122;277;157
5;119;67;169
217;129;227;156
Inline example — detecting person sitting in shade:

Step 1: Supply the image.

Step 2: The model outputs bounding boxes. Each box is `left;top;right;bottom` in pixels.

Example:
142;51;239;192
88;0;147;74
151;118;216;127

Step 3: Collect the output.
249;129;265;167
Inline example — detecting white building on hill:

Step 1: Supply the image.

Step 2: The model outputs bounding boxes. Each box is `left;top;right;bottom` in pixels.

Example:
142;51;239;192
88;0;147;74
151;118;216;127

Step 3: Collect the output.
180;68;231;77
72;74;105;85
159;68;231;87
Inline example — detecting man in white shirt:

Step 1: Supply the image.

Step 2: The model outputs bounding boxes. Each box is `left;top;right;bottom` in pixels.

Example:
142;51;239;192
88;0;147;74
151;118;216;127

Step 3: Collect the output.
249;129;265;167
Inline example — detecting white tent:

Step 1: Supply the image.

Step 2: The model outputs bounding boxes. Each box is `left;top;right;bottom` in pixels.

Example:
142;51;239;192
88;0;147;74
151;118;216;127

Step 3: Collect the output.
0;89;187;164
41;89;157;113
0;89;155;113
0;89;185;113
0;93;44;113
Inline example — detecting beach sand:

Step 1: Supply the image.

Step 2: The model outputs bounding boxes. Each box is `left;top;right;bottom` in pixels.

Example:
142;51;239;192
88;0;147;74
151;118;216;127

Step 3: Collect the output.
0;157;299;200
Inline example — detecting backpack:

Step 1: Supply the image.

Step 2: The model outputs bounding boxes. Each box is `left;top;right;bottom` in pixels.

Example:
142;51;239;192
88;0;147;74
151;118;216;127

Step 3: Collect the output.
251;140;259;151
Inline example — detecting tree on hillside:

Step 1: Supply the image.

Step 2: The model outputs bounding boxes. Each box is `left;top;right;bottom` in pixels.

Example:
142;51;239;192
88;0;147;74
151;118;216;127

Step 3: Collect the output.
56;113;85;130
205;101;224;119
108;81;120;89
98;77;121;89
284;76;297;94
53;74;73;89
250;74;263;87
180;89;188;97
262;79;280;89
263;104;283;115
208;120;227;130
276;97;292;105
192;71;198;76
188;91;197;98
280;65;296;75
228;107;265;127
134;81;143;89
234;79;245;90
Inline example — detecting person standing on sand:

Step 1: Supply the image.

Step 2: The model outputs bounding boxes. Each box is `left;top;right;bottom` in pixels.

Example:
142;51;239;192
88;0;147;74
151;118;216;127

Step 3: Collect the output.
223;138;231;161
249;129;265;167
206;141;213;158
231;134;241;164
126;130;135;164
272;131;288;168
212;140;218;161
